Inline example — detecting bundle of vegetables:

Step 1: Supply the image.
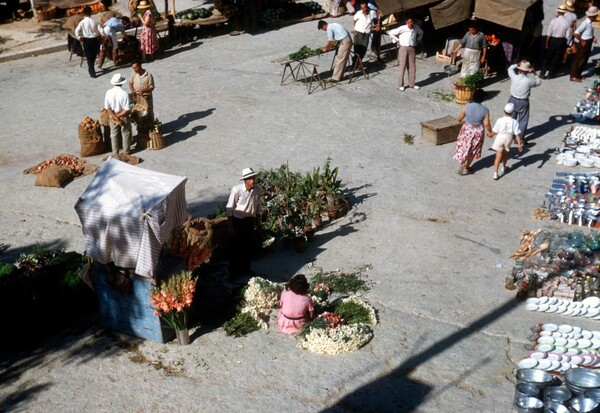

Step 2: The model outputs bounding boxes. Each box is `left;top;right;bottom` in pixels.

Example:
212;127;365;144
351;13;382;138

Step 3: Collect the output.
258;8;285;26
79;116;100;132
30;154;85;176
176;6;213;20
288;45;323;61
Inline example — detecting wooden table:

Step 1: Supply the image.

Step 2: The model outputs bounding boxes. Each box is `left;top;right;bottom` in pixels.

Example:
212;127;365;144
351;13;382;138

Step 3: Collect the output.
272;53;332;95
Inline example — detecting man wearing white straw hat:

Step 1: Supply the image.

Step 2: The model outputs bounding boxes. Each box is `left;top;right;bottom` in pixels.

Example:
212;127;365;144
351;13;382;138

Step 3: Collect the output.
507;60;541;143
563;1;577;47
570;6;599;82
540;5;569;79
104;73;132;154
226;168;262;278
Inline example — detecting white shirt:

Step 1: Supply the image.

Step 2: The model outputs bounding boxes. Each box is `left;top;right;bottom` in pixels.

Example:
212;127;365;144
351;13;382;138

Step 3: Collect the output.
493;115;521;136
508;64;542;99
564;11;577;44
75;16;101;39
226;183;262;219
547;15;570;38
104;86;132;113
576;17;595;41
353;10;378;34
388;23;423;47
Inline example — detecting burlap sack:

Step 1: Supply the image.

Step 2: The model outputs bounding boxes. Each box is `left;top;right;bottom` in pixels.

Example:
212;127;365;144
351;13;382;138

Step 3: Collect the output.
34;164;73;187
99;108;111;127
79;123;104;157
62;14;84;32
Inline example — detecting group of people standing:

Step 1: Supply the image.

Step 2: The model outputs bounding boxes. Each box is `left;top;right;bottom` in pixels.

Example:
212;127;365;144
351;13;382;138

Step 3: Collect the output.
74;2;160;79
102;61;155;155
540;2;598;82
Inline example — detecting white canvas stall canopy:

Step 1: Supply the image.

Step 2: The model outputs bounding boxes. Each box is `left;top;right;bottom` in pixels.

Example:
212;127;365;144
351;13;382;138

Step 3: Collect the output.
74;157;188;278
474;0;536;30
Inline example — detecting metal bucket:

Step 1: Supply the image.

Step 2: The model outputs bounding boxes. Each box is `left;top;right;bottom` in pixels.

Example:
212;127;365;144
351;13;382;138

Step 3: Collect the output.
444;55;459;76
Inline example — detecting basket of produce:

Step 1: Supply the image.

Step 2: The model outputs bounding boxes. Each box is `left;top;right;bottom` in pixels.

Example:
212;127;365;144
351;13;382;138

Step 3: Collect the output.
130;94;149;121
36;4;57;21
176;6;213;20
147;120;165;150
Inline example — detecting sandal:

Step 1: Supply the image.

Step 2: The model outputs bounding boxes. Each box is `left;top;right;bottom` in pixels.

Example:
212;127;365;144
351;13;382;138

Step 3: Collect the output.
457;165;465;175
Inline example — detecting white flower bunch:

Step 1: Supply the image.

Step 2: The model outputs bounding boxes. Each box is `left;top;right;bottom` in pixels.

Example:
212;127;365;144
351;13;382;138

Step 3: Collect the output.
298;323;373;355
309;294;329;308
340;296;378;325
240;277;283;329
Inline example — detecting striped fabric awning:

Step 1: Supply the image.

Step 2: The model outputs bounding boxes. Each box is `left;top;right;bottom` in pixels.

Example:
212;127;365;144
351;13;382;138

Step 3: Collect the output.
75;157;188;278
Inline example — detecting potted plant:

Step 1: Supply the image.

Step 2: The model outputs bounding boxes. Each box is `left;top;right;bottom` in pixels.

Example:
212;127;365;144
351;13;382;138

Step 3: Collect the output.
453;70;484;104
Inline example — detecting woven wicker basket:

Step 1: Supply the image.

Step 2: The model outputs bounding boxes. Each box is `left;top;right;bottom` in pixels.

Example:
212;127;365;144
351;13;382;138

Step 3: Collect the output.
454;82;475;105
36;5;57;22
148;131;165;150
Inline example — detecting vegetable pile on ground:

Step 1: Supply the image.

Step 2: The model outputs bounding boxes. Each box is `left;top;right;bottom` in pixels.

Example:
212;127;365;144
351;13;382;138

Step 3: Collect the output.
176;6;213;20
26;154;86;176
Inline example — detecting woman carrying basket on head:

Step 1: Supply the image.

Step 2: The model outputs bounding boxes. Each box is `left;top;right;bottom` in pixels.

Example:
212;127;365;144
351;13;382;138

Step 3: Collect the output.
137;0;159;62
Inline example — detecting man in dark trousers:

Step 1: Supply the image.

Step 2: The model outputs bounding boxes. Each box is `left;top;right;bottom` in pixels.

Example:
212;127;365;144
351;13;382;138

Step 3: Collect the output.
226;167;262;278
540;4;569;79
570;6;599;82
75;6;102;78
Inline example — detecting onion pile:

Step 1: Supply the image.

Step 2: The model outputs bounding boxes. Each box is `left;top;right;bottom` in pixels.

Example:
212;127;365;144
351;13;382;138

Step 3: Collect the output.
32;154;85;175
80;116;100;131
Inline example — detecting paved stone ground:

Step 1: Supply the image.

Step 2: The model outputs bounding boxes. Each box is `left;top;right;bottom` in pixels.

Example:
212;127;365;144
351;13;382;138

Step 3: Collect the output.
2;0;600;411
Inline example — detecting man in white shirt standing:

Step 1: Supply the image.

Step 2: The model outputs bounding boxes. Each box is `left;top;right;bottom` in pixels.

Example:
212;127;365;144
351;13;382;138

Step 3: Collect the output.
540;5;569;79
352;2;378;61
570;6;598;82
75;6;102;78
104;73;132;154
388;17;423;91
227;168;262;278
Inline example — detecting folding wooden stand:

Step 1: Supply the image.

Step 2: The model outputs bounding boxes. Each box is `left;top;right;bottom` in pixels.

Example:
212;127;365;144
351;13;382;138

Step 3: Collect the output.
273;57;326;95
329;49;368;83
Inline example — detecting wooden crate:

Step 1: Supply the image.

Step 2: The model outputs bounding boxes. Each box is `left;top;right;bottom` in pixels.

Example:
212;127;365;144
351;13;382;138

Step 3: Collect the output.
93;270;172;342
420;115;462;145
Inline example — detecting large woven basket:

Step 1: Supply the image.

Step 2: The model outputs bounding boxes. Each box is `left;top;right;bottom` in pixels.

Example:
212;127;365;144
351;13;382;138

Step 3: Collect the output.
36;4;57;21
454;82;475;104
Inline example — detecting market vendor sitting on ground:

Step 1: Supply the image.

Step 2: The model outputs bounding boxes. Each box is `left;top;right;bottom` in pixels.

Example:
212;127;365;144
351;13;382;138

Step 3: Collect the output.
226;167;262;278
318;20;352;83
278;274;315;335
129;61;155;137
104;73;133;154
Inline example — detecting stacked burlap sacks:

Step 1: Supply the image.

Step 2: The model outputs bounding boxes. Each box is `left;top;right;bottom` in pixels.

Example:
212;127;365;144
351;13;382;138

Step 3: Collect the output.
79;116;105;157
167;217;229;270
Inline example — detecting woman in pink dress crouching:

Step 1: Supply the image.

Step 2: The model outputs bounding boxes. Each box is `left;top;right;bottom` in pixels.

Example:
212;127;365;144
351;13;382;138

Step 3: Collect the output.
278;274;314;334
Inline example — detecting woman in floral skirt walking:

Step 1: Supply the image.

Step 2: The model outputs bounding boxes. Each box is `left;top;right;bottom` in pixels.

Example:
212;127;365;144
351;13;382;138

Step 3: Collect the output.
453;89;492;175
138;1;159;62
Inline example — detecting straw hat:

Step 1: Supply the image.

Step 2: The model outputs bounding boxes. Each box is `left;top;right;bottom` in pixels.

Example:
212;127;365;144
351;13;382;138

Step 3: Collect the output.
587;6;599;17
240;167;258;180
557;4;567;13
564;1;575;12
137;0;151;10
516;61;534;73
110;73;127;85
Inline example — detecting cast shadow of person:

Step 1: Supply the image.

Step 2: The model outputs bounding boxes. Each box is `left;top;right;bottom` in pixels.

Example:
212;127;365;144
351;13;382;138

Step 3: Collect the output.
471;142;552;173
161;108;215;135
525;114;579;142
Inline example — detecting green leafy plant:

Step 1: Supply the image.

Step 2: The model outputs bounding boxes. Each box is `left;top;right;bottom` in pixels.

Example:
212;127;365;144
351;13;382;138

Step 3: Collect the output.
334;299;375;324
456;70;484;90
223;311;261;336
309;265;372;295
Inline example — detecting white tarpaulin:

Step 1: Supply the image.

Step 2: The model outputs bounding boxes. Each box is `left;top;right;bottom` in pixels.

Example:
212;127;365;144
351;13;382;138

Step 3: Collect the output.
74;157;188;277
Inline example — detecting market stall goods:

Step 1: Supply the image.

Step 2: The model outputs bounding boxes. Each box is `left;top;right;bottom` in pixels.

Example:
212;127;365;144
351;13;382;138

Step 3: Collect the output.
507;229;600;301
545;172;600;227
78;115;104;157
556;126;600;168
571;81;600;122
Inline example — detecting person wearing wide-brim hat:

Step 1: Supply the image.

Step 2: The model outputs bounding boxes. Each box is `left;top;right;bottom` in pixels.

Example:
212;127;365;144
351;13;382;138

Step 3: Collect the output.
226;167;262;278
138;0;160;62
570;6;599;82
507;60;542;143
104;73;133;155
563;1;578;47
540;5;569;80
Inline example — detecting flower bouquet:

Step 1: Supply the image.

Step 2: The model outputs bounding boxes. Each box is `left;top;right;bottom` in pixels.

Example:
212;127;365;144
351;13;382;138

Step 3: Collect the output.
149;270;197;332
298;297;377;354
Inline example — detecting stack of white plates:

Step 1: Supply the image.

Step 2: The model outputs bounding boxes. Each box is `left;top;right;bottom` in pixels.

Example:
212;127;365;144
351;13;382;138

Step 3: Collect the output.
580;159;596;168
564;157;579;167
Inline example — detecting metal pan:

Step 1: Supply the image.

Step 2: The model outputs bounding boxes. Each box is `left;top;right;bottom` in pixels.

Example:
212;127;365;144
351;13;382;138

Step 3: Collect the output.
444;55;459;76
